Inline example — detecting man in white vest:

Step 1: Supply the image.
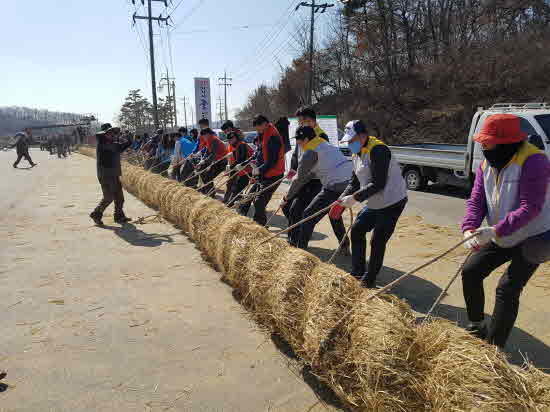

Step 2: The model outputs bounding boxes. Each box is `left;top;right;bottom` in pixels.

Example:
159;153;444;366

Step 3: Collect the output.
283;126;353;250
333;120;408;288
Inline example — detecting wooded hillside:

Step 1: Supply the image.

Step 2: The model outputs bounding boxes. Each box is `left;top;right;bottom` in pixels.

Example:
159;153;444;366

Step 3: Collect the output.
237;0;550;143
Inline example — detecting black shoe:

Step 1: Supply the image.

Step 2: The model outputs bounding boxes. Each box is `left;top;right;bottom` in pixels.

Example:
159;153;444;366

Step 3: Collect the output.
90;212;104;226
338;246;351;257
466;322;487;340
350;273;363;281
114;215;131;224
0;370;6;380
12;163;17;168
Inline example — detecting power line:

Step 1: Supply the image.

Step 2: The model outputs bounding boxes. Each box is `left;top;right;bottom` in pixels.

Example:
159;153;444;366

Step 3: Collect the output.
167;0;185;15
173;24;274;36
169;0;206;32
132;0;170;128
227;0;300;75
233;7;299;80
167;27;175;78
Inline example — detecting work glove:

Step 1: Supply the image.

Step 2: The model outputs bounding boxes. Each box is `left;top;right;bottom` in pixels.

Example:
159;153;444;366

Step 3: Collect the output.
463;230;479;251
286;169;297;179
475;227;496;248
339;195;358;208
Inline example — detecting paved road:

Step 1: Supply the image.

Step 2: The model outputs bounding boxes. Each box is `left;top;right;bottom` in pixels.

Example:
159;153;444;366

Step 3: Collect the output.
0;149;338;412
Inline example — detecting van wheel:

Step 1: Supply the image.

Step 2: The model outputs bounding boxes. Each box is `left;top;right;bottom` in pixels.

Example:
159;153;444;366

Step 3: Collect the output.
404;169;426;191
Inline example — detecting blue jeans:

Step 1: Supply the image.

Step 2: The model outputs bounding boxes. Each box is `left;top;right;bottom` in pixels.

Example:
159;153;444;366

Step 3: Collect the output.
351;198;407;281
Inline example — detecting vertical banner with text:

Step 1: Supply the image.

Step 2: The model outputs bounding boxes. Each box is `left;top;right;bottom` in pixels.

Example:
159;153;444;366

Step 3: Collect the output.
194;77;212;125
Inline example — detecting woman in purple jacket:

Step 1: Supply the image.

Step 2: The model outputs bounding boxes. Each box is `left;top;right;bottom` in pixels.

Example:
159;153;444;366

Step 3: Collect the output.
461;114;550;348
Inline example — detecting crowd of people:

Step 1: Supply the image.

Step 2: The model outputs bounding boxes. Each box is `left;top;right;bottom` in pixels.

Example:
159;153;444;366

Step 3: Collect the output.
40;134;76;158
89;109;550;351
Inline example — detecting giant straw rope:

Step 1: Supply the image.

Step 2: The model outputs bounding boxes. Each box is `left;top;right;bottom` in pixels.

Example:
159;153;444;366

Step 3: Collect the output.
79;147;550;411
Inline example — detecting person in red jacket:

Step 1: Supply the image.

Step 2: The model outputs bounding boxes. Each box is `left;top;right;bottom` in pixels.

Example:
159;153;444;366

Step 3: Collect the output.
197;128;228;196
238;115;285;225
225;131;254;206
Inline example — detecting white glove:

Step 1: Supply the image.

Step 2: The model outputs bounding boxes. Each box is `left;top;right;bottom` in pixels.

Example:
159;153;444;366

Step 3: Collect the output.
475;227;496;248
235;163;245;172
340;195;358;208
252;165;260;176
463;230;479;250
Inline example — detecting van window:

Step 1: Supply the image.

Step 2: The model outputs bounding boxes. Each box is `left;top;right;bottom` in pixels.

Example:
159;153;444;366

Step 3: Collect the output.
528;134;545;150
519;118;538;135
535;115;550;140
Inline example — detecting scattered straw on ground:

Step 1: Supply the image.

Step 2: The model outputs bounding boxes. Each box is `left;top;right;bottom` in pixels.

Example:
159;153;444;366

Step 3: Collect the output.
78;147;550;411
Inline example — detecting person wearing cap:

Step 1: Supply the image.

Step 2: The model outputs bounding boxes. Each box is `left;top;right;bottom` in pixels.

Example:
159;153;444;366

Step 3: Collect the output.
197;128;228;196
89;124;132;226
283;107;350;252
461;114;550;348
333;120;408;288
11;128;37;168
224;130;254;206
238;115;286;225
283;126;352;249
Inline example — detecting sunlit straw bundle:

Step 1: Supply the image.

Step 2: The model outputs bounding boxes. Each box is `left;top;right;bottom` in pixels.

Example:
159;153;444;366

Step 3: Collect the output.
78;147;550;412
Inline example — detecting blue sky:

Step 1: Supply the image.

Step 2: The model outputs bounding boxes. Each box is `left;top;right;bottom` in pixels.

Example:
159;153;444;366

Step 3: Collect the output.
1;0;336;125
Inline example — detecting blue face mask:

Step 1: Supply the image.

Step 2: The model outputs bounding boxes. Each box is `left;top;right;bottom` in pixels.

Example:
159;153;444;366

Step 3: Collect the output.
349;140;362;154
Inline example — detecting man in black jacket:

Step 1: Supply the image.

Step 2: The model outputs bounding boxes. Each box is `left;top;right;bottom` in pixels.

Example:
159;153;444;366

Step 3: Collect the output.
12;129;37;168
89;124;132;226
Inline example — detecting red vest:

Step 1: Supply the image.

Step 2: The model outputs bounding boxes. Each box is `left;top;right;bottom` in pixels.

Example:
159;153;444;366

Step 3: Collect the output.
229;141;254;176
261;124;285;178
205;135;228;160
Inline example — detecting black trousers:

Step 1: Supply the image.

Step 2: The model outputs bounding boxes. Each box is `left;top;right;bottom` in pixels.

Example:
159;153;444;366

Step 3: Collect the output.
283;180;349;249
351;198;407;281
92;175;125;217
296;186;349;250
225;174;250;207
14;151;34;167
199;160;227;195
239;175;283;226
181;160;199;188
171;164;181;181
223;176;234;204
57;145;66;158
462;242;539;348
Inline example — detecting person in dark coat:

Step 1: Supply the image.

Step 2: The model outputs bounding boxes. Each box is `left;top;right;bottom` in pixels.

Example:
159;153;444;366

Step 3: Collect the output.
12;129;37;168
89;124;132;226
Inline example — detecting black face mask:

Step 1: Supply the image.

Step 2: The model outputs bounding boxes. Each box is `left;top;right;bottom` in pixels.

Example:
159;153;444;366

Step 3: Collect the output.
483;142;523;171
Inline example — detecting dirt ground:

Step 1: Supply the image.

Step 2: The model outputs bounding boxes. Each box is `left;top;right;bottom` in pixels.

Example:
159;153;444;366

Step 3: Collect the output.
264;184;550;371
2;148;550;412
0;149;339;412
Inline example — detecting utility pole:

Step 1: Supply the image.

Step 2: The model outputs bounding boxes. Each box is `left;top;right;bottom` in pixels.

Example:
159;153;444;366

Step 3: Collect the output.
296;1;334;105
132;0;169;129
179;97;189;129
159;69;176;127
218;71;232;121
216;97;224;125
171;80;177;127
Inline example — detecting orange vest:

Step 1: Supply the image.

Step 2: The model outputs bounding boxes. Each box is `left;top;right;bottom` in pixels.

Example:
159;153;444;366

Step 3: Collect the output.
205;135;228;160
229;141;254;176
261;124;285;178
